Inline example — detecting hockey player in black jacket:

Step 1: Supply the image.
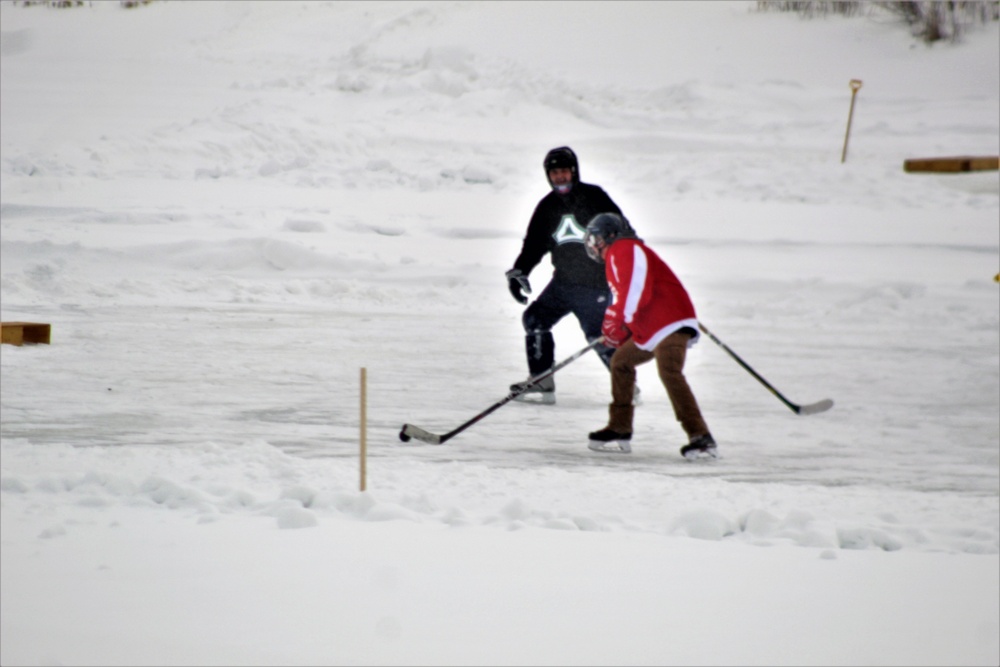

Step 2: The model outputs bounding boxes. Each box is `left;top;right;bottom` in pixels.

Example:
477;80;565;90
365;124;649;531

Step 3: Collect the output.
505;146;630;404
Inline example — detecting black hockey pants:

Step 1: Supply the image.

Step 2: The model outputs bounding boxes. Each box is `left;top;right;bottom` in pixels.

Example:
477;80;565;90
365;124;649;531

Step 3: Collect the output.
521;279;615;376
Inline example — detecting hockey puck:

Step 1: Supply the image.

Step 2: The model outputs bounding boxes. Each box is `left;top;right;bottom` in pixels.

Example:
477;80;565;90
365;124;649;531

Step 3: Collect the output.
399;427;411;442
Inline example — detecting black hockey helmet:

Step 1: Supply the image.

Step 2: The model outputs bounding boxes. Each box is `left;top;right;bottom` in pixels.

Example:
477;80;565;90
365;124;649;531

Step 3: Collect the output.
543;146;579;191
584;212;634;262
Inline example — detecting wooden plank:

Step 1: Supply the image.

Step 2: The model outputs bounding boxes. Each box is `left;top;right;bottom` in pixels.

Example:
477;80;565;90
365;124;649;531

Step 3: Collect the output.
0;322;51;346
1;325;24;346
904;156;1000;173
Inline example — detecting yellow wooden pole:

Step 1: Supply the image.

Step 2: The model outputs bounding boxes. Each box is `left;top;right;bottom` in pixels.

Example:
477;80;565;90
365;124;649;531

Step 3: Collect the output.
841;79;863;163
360;367;367;492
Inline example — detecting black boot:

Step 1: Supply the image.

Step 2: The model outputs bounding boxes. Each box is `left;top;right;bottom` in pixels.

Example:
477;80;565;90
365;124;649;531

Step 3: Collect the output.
680;433;717;459
588;405;633;453
587;428;632;453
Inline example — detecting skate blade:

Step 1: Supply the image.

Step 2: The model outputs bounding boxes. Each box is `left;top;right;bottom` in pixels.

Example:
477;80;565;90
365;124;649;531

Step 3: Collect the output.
588;440;632;454
682;448;718;461
512;393;556;405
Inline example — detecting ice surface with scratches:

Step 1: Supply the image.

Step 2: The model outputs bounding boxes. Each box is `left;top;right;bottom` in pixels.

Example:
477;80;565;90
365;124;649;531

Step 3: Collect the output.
1;2;998;666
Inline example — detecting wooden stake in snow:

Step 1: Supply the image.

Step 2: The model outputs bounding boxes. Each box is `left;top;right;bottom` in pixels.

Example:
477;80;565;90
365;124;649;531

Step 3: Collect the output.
841;79;862;163
360;367;367;492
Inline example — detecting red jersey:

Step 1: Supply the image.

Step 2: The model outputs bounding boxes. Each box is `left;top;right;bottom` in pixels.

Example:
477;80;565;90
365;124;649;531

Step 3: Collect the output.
603;238;700;350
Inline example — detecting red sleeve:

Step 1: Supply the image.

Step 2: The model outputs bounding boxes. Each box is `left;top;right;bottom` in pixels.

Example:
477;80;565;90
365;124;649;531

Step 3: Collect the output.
603;242;635;328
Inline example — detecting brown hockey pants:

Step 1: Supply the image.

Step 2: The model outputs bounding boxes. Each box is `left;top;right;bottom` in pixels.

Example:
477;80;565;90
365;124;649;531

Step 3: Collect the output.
606;331;710;439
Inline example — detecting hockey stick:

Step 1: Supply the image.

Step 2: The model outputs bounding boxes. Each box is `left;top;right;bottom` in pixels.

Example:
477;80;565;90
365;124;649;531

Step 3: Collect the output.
698;323;833;416
399;338;605;445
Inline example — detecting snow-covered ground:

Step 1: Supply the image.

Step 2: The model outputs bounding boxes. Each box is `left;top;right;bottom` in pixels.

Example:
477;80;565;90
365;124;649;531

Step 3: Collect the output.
1;2;998;665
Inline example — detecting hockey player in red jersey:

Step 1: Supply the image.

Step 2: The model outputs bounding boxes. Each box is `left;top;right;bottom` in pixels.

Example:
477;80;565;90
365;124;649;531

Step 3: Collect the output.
582;213;716;459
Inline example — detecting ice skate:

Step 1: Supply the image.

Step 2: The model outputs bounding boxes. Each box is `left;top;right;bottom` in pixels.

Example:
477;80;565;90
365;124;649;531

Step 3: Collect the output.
587;427;632;453
510;375;555;405
680;433;717;460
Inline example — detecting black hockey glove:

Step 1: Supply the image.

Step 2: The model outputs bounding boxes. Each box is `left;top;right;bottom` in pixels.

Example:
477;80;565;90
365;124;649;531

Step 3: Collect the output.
505;268;531;305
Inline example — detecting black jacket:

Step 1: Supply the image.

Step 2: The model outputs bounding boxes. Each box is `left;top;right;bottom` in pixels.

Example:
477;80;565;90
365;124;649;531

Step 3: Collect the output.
512;182;623;289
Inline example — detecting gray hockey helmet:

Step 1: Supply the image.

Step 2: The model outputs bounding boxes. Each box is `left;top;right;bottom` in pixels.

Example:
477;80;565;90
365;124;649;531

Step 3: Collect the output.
584;212;633;262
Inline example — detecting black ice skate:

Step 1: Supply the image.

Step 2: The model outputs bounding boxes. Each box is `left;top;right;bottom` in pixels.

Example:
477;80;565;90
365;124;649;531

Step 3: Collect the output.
587;428;632;454
680;433;717;460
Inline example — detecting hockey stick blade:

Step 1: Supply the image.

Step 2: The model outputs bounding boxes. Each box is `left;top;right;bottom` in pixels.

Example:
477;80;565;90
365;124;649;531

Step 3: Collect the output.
699;323;834;417
399;423;442;445
795;398;834;416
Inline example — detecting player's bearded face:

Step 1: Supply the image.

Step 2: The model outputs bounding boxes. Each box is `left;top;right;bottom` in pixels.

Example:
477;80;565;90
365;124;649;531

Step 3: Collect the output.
549;167;573;193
